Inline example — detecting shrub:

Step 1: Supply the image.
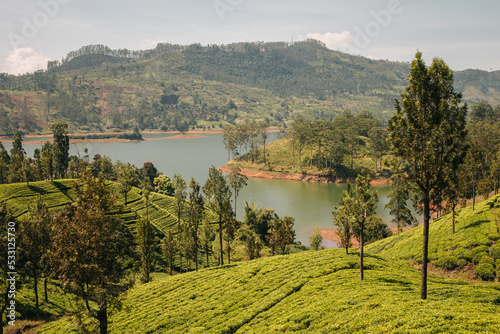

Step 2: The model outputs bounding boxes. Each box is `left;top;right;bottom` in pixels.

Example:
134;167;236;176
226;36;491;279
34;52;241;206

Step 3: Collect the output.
473;245;489;255
434;256;460;271
473;252;489;264
457;259;468;269
490;244;500;261
474;263;496;281
478;255;495;266
453;247;474;262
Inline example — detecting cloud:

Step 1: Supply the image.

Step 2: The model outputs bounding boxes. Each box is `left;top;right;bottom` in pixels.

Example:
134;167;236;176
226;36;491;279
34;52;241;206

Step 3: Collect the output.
139;39;166;50
306;31;356;53
1;47;51;75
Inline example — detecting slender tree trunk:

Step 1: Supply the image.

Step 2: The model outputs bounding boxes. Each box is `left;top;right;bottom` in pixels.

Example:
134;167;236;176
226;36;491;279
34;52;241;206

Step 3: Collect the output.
310;145;313;168
292;144;295;170
227;241;231;264
452;202;456;235
34;269;39;313
360;213;365;280
1;290;9;334
44;276;48;302
219;216;224;266
263;139;266;166
97;300;108;334
421;193;430;300
205;245;210;268
472;181;476;211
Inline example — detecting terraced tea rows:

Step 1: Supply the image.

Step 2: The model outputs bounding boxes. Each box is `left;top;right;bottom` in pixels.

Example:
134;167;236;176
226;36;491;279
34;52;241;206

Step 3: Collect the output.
38;249;500;333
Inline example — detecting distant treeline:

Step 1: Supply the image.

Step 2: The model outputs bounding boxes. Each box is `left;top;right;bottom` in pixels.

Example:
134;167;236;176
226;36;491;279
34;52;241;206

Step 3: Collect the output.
69;132;143;141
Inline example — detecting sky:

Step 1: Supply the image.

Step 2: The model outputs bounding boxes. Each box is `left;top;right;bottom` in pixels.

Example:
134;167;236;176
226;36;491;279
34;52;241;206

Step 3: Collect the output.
1;0;499;75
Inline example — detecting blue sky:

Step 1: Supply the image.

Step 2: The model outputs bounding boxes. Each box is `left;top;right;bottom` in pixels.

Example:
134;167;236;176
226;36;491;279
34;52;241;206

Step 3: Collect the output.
1;0;499;74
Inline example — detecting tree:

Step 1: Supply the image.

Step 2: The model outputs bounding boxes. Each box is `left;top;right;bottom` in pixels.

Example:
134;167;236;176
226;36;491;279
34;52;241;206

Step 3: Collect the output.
244;230;262;260
470;102;494;123
350;174;378;280
368;127;389;172
0;142;9;184
162;231;177;275
8;132;25;183
309;227;323;251
50;173;134;334
203;166;232;265
200;217;215;267
385;173;416;234
40;141;53;180
50;122;70;178
465;140;484;210
20;197;51;313
224;216;240;264
268;215;295;255
116;162;139;206
333;181;355;254
154;175;175;196
244;202;275;244
141;162;160;188
187;177;204;271
226;163;248;217
387;52;468;299
136;216;156;283
0;203;20;334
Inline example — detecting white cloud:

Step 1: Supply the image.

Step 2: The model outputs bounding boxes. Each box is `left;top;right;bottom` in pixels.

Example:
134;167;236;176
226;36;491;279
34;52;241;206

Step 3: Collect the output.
139;39;166;50
306;31;357;53
1;47;51;75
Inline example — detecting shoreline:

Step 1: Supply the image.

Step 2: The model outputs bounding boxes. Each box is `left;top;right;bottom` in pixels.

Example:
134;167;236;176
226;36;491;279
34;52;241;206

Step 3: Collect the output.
219;163;390;185
0;133;207;144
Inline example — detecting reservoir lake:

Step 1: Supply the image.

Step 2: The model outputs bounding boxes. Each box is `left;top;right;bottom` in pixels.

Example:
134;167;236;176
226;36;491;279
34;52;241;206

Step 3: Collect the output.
3;133;399;247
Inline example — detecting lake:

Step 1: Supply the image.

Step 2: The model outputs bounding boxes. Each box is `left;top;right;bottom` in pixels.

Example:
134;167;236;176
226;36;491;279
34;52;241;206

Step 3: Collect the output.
2;132;398;246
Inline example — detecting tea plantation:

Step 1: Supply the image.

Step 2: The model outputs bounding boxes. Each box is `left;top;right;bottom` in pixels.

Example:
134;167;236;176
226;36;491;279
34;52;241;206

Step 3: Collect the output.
2;182;500;333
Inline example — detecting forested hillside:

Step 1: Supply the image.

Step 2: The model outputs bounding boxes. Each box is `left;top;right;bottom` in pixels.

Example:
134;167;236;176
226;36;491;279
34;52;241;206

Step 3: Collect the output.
1;40;500;135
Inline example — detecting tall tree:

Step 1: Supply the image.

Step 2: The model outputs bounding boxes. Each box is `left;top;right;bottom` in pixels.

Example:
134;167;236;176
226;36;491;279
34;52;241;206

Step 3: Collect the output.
349;174;378;280
116;162;139;206
50;122;70;179
20;197;51;313
387;52;468;299
50;173;134;334
227;163;248;217
187;177;204;271
465;140;484;210
162;231;177;275
203;166;232;265
385;173;416;234
333;181;355;254
0;203;20;334
368;127;389;172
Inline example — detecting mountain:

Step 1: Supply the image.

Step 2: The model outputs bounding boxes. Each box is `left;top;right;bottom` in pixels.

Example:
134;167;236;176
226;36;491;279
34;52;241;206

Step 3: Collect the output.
1;40;500;135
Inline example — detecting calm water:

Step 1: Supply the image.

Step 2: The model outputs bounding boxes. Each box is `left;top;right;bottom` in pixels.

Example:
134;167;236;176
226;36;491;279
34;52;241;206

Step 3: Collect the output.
2;133;397;246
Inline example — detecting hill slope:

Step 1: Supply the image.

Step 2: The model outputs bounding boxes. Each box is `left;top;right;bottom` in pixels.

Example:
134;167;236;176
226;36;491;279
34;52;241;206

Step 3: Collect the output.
1;41;500;135
36;196;500;333
0;179;197;237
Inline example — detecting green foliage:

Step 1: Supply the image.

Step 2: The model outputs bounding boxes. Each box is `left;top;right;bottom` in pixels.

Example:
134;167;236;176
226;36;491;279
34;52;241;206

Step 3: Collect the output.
490;244;500;261
38;249;500;334
434;255;461;270
474;263;496;281
309;227;323;251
